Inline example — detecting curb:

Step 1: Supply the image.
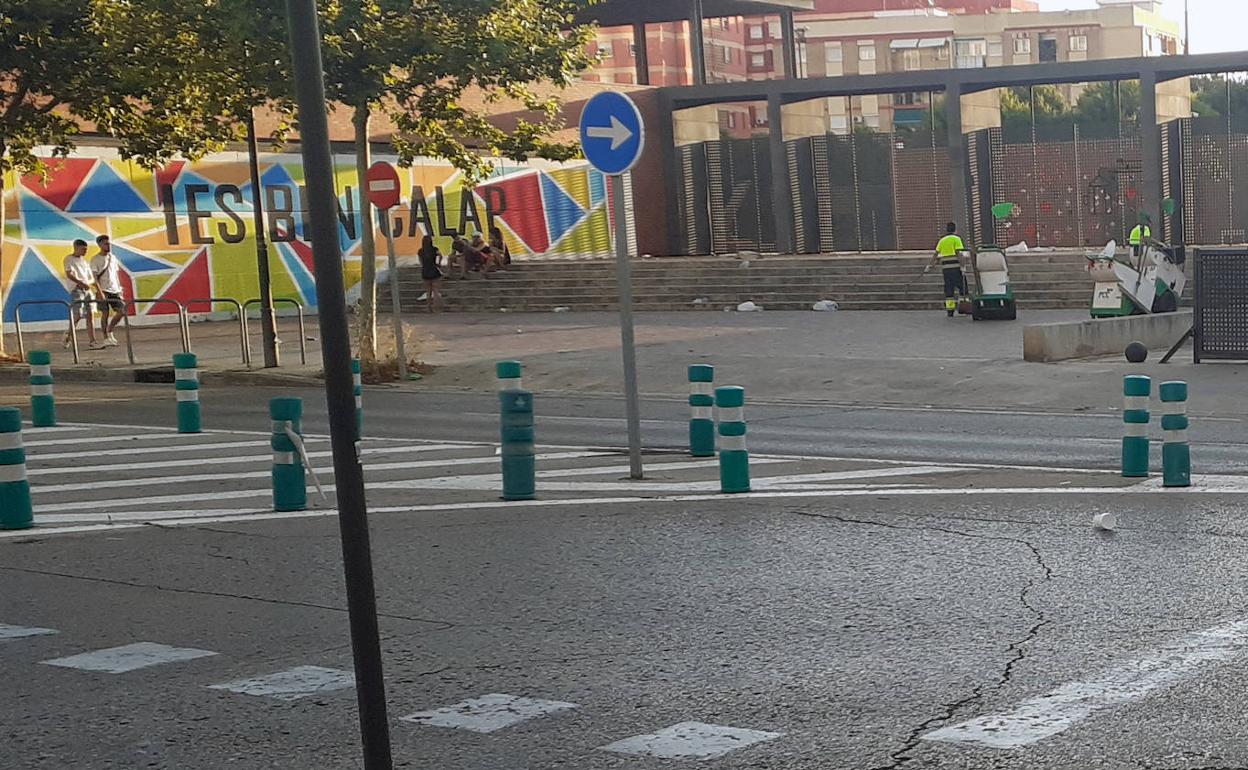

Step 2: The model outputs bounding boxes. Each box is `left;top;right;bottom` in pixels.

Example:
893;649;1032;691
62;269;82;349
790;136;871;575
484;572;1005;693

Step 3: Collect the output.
0;364;324;388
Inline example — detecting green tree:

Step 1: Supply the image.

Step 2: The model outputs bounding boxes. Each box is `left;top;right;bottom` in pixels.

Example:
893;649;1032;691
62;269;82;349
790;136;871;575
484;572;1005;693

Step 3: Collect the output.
999;85;1070;139
318;0;597;365
1073;80;1139;135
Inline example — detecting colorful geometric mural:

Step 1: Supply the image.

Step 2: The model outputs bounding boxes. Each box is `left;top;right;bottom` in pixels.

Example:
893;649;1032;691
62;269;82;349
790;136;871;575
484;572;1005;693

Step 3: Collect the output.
1;151;616;322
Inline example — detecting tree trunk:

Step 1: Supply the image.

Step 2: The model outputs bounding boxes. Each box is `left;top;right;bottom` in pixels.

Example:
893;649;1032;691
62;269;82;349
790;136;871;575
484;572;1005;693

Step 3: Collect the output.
352;105;378;365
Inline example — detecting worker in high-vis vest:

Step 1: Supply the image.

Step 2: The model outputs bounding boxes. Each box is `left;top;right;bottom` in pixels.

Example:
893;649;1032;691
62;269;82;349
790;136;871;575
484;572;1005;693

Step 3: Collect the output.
928;222;967;318
1129;220;1152;259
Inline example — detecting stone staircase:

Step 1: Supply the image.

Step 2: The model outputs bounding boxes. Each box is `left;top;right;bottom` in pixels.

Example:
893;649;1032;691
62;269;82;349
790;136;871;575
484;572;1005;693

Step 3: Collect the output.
384;252;1117;313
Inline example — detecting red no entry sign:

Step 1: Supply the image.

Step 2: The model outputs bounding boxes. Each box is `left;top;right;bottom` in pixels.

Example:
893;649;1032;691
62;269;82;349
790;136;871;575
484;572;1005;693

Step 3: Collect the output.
364;162;401;210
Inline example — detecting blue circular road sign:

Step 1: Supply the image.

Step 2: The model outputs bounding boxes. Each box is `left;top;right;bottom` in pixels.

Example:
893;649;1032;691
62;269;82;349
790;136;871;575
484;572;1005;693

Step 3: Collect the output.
579;91;645;176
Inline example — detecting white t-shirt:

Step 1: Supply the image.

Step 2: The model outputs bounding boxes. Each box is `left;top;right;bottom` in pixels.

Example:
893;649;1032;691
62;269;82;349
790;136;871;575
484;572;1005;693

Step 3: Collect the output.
63;255;95;292
92;252;123;294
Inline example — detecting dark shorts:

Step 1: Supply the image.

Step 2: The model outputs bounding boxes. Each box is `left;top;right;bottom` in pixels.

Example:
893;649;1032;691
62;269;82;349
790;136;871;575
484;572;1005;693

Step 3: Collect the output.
100;292;125;312
942;267;967;297
421;267;443;281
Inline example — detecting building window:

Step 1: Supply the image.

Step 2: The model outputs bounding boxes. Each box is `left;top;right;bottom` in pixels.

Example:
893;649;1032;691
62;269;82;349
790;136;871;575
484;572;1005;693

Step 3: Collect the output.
988;39;1003;59
954;38;986;69
858;43;876;61
1038;34;1058;62
902;49;921;71
723;111;737;129
1013;35;1031;55
749;24;765;40
769;20;781;38
628;42;636;58
865;115;880;129
1070;34;1088;52
934;43;948;60
749;51;771;71
894;92;920;106
721;46;732;64
825;43;843;63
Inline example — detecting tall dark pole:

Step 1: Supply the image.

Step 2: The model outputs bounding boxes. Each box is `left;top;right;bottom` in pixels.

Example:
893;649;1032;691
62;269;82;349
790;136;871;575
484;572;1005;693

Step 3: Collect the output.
245;108;280;368
1184;0;1191;56
283;2;394;768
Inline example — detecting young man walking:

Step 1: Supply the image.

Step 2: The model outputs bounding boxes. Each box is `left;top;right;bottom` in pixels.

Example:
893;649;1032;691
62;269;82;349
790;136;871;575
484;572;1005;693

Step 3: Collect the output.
929;222;968;318
91;235;125;346
62;239;103;349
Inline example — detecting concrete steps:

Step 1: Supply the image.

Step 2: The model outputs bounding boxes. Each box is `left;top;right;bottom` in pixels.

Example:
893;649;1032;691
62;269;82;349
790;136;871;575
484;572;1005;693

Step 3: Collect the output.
383;252;1167;313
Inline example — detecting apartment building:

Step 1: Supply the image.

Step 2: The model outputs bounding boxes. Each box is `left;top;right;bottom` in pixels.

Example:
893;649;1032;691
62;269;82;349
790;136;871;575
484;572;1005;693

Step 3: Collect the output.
586;0;1186;136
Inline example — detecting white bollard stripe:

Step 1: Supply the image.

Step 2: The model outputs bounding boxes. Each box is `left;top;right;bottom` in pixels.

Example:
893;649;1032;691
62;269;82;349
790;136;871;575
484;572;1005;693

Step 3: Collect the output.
718;407;744;423
691;406;713;420
352;374;362;387
1162;402;1188;416
499;377;523;391
1163;429;1188;443
175;390;200;402
0;433;23;451
0;464;29;483
272;420;292;434
690;382;713;396
1124;423;1149;437
175;369;199;382
355;396;363;409
1123;396;1149;411
719;435;747;451
272;451;296;465
31;384;53;397
30;364;52;378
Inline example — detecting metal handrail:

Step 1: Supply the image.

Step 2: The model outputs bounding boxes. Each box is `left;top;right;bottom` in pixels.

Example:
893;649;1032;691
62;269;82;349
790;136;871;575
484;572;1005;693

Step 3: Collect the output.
127;298;190;354
244;298;307;365
14;300;77;364
185;297;251;367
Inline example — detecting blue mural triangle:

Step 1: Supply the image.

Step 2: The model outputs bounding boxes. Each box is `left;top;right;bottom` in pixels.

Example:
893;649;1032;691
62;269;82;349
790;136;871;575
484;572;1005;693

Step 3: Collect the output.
540;173;587;246
69;162;151;214
274;241;317;305
111;243;174;274
259;164;305;239
4;248;69;322
588;169;606;207
20;190;98;243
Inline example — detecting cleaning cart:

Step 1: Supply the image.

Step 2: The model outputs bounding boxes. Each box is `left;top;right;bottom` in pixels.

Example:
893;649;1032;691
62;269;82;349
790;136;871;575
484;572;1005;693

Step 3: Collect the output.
969;245;1016;321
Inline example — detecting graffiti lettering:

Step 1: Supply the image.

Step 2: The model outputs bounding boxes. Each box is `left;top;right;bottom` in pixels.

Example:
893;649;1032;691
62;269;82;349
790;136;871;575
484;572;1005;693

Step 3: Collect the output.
161;183;510;245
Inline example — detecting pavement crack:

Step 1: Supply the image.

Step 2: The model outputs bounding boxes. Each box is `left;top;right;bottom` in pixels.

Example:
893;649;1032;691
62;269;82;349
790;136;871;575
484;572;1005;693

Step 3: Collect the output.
0;564;456;632
796;509;1053;769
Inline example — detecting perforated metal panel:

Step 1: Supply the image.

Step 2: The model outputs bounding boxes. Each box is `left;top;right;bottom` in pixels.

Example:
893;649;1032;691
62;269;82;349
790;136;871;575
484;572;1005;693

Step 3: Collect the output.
1194;248;1248;361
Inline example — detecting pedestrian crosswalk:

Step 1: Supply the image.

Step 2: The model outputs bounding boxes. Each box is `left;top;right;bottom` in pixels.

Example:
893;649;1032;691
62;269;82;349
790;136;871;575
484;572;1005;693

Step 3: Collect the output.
2;419;1142;540
1;622;785;763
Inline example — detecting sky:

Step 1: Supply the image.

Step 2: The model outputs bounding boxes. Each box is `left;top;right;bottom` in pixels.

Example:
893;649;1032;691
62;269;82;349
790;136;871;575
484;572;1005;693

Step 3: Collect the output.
1041;0;1238;54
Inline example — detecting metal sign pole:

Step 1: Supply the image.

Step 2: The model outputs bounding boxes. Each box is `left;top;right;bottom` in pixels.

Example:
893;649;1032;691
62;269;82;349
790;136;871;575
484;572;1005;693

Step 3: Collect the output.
381;209;408;380
611;173;644;480
283;2;393;768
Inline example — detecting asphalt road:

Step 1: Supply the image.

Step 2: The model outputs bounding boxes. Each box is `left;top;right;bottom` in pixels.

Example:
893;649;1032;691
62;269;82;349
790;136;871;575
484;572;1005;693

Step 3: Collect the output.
5;383;1248;769
26;382;1248;472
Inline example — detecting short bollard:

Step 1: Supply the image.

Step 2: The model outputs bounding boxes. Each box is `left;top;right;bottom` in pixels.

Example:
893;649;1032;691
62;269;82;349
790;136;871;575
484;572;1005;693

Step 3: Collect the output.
499;388;535;501
688;364;715;457
271;398;307;512
1122;375;1151;478
496;360;523;391
0;407;33;530
1160;381;1191;488
716;386;750;493
28;351;56;428
352;358;363;440
173;353;201;434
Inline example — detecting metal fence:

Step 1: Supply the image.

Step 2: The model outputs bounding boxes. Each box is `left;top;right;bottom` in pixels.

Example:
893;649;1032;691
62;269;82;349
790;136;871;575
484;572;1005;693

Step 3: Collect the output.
673;115;1248;255
1193;247;1248;362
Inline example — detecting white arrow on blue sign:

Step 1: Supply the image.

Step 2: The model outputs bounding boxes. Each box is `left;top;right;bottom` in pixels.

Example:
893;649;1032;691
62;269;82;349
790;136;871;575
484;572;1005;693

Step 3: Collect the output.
578;91;645;176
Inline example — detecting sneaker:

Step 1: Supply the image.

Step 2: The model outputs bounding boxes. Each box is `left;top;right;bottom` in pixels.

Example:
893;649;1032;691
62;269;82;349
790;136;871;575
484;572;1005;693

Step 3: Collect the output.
62;332;73;350
88;340;107;350
106;334;119;347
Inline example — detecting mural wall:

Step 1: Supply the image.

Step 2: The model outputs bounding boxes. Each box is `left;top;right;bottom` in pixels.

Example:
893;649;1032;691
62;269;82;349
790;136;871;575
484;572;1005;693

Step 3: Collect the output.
2;151;617;322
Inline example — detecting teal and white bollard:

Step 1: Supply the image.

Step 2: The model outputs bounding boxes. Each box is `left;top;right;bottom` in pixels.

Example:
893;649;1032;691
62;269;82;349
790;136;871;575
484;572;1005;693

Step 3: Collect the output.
1160;381;1191;488
496;360;523;391
352;358;363;440
0;407;33;530
1122;375;1151;478
270;397;307;512
28;350;56;428
716;386;750;493
173;353;201;434
688;364;715;457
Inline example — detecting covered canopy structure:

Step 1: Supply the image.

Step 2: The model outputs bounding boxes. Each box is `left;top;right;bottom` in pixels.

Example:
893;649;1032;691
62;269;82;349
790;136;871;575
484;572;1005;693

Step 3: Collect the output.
575;0;814;85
